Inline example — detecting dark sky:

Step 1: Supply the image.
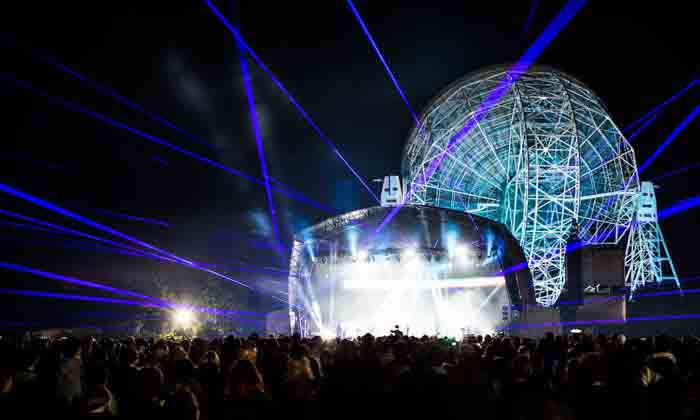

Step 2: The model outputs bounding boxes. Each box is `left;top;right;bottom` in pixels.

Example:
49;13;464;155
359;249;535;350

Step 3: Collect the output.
0;1;697;328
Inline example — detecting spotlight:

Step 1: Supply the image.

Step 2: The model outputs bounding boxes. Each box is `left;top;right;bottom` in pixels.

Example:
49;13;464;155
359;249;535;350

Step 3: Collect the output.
320;328;336;341
173;308;195;327
402;247;416;259
357;250;368;261
455;244;468;256
454;244;471;264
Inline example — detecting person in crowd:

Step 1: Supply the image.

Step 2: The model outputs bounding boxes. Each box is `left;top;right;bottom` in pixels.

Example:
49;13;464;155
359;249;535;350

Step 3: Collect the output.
56;336;83;406
78;364;117;417
223;359;273;419
286;347;316;401
198;350;223;419
3;330;700;420
165;358;201;420
123;366;165;420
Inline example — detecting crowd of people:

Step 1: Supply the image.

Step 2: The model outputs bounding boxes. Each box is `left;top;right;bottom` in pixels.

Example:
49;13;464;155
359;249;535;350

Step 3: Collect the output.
1;328;700;419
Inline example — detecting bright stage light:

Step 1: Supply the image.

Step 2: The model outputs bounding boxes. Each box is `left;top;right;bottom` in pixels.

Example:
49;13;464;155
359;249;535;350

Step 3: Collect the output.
454;244;471;264
357;249;368;261
173;308;195;327
320;328;336;341
402;247;416;259
343;276;505;290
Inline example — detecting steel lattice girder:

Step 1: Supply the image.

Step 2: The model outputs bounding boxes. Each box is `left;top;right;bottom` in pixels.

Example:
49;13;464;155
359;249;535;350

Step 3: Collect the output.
624;182;680;295
402;66;639;306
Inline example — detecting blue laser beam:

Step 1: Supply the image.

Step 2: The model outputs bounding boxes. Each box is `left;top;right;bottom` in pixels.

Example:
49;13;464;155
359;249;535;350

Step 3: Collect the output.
7;234;199;270
522;0;539;35
0;219;62;235
622;79;698;134
657;195;700;219
638;105;700;174
0;230;170;262
1;208;289;275
196;260;288;277
580;104;699;239
204;0;380;204
0;183;282;297
239;40;285;265
0;72;334;214
0;208;175;263
366;0;587;242
0;288;163;308
267;177;331;221
625;112;659;144
346;0;419;125
1;34;217;150
0;289;265;325
1;209;291;306
0;261;170;305
51;200;170;228
87;207;170;228
651;162;700;183
0;262;270;319
0;201;188;268
0;148;297;305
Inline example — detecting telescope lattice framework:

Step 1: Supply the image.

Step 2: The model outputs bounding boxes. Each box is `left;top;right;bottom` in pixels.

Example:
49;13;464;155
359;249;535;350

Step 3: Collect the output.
625;181;680;295
402;66;642;306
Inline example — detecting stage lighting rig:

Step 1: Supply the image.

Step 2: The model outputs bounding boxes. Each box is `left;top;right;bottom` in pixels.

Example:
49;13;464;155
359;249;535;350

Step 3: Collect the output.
173;308;195;328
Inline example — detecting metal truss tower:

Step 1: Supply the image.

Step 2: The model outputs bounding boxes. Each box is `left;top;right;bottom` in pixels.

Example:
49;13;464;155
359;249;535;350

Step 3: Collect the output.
515;75;579;304
403;66;639;307
625;181;680;295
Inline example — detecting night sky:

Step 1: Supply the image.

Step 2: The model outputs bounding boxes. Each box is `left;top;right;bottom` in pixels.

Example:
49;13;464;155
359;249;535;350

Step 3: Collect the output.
0;1;697;330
